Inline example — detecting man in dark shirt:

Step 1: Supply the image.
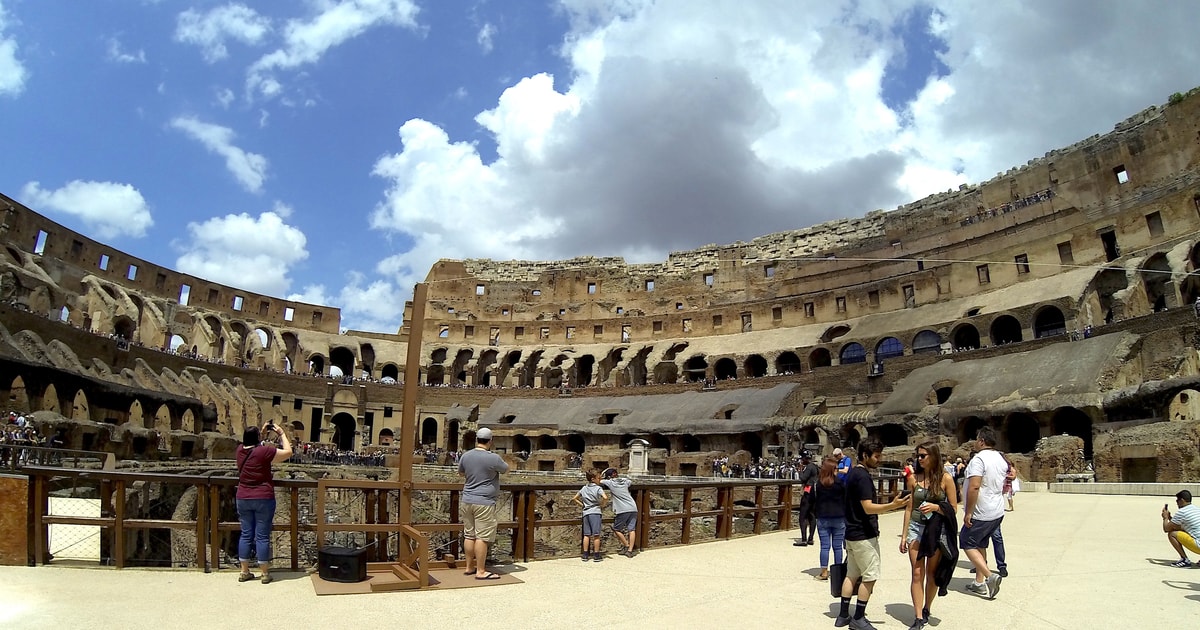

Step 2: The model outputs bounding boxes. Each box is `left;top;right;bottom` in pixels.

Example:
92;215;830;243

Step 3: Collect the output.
835;439;910;630
793;451;819;546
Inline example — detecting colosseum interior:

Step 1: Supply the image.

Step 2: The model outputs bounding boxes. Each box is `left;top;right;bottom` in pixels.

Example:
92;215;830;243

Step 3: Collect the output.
4;88;1200;483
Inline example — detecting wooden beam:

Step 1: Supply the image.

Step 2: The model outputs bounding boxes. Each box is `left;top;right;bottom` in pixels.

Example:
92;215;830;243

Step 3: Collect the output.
397;282;427;525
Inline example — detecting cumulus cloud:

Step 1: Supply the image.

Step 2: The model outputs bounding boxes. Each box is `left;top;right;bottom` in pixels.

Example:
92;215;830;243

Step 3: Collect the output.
346;0;1200;333
175;4;272;63
175;210;308;297
0;1;28;96
106;37;146;64
20;180;153;240
246;0;420;99
170;116;268;192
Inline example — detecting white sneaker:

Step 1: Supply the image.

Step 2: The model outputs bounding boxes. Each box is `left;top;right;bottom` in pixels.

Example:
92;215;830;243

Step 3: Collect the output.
985;572;1002;599
966;580;988;596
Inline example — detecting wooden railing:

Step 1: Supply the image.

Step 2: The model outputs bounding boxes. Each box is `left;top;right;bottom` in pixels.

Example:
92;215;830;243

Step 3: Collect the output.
1;445;115;471
21;466;903;570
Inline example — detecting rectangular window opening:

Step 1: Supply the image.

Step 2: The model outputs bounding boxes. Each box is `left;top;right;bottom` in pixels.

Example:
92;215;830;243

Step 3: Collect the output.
1015;254;1030;274
259;301;270;316
465;325;475;337
207;288;219;304
1099;230;1120;262
594;325;604;336
232;296;244;311
675;302;683;310
99;254;110;270
1146;211;1164;237
155;273;166;290
741;312;752;332
33;230;48;255
645;280;655;291
179;284;191;306
772;306;783;320
836;297;846;313
283;307;295;321
868;290;880;307
704;273;714;287
70;240;83;258
515;326;525;337
439;325;449;338
977;264;991;284
476;284;486;295
653;320;663;332
587;282;596;294
902;285;915;308
804;302;814;318
1114;164;1129;185
764;264;775;278
126;264;137;281
1058;241;1074;265
540;327;550;339
712;314;722;328
566;326;575;339
312;311;323;326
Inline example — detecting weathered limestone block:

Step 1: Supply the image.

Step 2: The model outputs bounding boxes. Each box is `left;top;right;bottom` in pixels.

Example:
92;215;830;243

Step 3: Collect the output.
1030;435;1085;482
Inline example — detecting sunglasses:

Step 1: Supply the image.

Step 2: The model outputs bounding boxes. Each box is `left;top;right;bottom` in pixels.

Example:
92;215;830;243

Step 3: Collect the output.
915;453;929;459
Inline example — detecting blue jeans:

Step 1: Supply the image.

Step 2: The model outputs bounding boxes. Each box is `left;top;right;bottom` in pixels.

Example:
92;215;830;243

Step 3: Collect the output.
816;517;846;567
992;524;1006;570
237;498;276;564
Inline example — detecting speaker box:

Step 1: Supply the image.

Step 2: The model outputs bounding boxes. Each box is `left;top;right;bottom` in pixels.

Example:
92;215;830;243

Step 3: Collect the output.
318;546;368;583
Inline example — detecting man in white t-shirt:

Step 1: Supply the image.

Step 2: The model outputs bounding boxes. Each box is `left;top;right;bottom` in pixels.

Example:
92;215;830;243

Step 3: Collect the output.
1163;489;1200;567
960;427;1007;600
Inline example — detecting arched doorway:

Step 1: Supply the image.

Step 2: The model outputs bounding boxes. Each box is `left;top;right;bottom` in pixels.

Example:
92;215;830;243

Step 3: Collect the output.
1033;306;1067;338
421;417;438;447
1053;407;1094;459
775;351;802;374
874;423;908;447
447;420;460;451
537;435;558;450
681;434;702;452
714;358;737;380
839;343;866;365
952;324;980;350
874;337;904;361
684;356;708;382
744;355;767;377
513;434;531;454
989;315;1023;345
739;432;762;456
955;416;988;445
912;330;941;354
576;355;595;387
330;347;356;378
330;413;356;451
1141;253;1173;313
809;348;832;369
648;433;671;452
566;434;585;454
1004;413;1040;453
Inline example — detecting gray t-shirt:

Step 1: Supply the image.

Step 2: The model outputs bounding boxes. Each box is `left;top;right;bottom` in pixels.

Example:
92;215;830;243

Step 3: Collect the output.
601;477;636;514
577;483;606;515
458;448;509;505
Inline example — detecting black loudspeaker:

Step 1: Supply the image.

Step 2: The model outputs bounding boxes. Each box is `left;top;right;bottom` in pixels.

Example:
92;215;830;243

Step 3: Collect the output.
318;546;368;583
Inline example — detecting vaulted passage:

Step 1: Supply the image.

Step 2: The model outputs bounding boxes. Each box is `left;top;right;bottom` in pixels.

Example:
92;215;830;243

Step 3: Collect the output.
1033;306;1066;338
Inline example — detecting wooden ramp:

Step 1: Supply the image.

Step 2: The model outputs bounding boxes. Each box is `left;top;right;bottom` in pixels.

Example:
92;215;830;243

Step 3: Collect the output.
310;565;522;596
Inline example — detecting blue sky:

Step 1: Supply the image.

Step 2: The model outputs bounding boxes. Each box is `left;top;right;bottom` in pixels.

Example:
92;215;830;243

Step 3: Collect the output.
1;1;1199;333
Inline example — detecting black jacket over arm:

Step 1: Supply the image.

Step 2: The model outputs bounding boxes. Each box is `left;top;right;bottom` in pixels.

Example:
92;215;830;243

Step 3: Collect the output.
916;499;959;596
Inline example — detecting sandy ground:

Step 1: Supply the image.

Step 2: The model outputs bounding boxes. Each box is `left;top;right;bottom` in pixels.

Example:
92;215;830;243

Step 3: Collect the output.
1;491;1196;630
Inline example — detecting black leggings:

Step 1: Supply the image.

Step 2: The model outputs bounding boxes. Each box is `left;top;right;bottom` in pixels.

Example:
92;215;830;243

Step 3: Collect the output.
798;493;816;540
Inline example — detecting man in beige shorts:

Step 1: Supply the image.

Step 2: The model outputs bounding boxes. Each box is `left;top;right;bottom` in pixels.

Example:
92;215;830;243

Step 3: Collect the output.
458;427;509;579
836;439;910;630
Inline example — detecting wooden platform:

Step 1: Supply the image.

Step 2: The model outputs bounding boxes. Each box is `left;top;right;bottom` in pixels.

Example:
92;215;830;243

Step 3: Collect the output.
310;564;522;595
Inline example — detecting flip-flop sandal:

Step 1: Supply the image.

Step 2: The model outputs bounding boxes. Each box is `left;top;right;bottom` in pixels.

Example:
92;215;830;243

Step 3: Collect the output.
474;572;502;580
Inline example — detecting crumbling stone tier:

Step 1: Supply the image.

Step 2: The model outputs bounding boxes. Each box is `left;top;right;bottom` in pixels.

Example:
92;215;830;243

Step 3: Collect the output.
4;89;1200;482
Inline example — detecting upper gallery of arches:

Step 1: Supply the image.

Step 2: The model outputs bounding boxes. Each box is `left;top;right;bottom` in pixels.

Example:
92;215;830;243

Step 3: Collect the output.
419;91;1200;350
0;192;339;335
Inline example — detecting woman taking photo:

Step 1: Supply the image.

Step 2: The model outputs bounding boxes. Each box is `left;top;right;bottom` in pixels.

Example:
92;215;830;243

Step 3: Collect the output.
812;455;846;581
899;442;957;629
236;423;292;584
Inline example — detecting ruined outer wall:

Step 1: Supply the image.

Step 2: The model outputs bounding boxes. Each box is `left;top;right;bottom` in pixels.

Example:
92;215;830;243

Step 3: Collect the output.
0;195;340;334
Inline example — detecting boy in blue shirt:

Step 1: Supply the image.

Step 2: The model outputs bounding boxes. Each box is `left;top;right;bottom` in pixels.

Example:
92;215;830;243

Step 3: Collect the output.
573;468;609;561
601;467;638;557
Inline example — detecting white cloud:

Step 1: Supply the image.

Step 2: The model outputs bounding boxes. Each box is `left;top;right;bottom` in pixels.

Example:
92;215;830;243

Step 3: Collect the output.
246;0;420;99
106;37;146;64
175;210;308;297
349;0;1200;333
175;4;272;63
20;180;153;240
170;116;268;192
477;23;496;54
216;87;235;108
0;1;29;96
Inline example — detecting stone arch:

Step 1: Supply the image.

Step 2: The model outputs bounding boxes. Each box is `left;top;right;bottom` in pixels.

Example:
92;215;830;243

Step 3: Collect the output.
1004;412;1040;453
202;315;224;358
129;399;145;429
113;314;136;340
478;349;499;386
181;409;196;434
421;417;438;446
169;334;187;353
1052;407;1094;459
7;375;29;412
739;432;762;456
714;357;737;380
989;314;1023;345
648;433;671;451
230;321;251;358
68;389;88;422
681;434;702;452
41;383;61;414
840;423;864;448
775;351;802;374
308;353;326;375
653;361;678;384
381;363;400;381
872;423;908;447
1090;268;1128;324
744;354;767;377
154;403;174;432
330;412;357;451
537;434;558;450
628;346;652;386
951;323;980;350
451;349;474;385
912;330;941;354
1033;305;1067;338
359;343;375;376
448;419;460;451
378;427;395;445
329;346;356;378
513;434;531;454
566;434;585;454
282;332;301;371
683;355;708;382
839;342;866;364
821;324;851;343
874;337;904;360
1141;252;1173;313
809;347;832;369
955;416;987;444
575;354;595;387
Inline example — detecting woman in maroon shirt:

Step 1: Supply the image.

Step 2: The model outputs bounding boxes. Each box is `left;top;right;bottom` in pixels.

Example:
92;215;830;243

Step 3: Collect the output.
236;423;292;584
